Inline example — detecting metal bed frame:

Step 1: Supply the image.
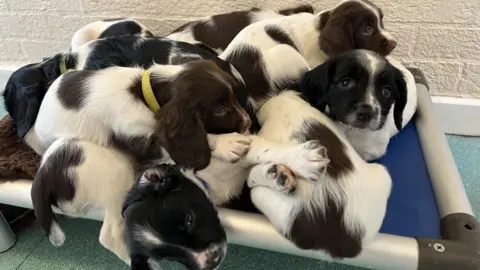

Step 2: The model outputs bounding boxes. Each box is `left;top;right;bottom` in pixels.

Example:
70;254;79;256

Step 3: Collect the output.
0;69;479;269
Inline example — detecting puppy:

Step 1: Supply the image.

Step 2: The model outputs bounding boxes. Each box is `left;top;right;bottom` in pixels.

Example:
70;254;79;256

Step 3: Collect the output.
26;60;251;170
5;35;255;141
218;0;397;110
299;49;417;161
167;4;315;54
247;91;392;258
70;18;154;51
31;138;236;269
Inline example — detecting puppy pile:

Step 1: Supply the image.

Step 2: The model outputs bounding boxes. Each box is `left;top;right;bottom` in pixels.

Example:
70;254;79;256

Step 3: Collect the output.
2;0;418;269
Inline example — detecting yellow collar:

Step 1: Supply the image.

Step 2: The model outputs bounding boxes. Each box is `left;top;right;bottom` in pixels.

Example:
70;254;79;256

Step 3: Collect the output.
142;70;161;112
59;55;69;74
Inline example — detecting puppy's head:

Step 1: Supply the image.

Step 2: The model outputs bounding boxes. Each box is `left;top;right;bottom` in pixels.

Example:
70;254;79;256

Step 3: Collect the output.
318;0;396;56
123;164;227;270
3;53;73;138
300;49;408;131
154;59;251;169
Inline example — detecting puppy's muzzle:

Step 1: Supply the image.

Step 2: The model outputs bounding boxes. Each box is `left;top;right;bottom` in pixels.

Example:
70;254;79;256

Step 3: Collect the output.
355;103;375;123
236;107;252;134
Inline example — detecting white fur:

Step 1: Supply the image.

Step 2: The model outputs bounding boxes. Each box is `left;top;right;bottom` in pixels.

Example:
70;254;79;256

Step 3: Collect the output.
247;91;392;250
70;19;151;52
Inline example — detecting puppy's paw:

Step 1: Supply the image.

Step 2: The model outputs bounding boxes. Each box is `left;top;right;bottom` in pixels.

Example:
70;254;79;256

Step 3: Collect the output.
248;163;296;195
288;140;329;181
210;133;252;163
266;164;297;195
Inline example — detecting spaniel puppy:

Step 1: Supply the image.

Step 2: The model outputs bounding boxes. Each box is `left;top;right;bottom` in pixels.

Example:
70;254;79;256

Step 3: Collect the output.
218;0;396;108
70;18;154;51
167;4;315;54
299;49;417;161
31;138;231;269
247;91;392;259
26;60;251;170
4;36;254;141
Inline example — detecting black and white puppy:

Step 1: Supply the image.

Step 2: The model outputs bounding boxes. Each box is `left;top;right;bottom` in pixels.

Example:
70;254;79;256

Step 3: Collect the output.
5;36;255;141
218;0;397;110
70;18;154;51
167;4;315;54
31;137;235;269
247;91;392;258
299;50;417;160
26;60;251;170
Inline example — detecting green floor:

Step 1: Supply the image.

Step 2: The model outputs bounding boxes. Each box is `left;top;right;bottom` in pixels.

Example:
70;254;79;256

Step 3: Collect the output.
0;102;479;270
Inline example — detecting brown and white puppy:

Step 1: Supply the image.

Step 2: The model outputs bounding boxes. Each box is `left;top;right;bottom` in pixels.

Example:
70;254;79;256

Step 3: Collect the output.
247;91;392;259
218;0;397;110
70;18;154;52
25;60;251;170
167;4;315;54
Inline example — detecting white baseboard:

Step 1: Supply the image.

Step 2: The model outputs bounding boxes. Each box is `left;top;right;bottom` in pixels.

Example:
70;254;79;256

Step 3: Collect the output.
1;68;480;136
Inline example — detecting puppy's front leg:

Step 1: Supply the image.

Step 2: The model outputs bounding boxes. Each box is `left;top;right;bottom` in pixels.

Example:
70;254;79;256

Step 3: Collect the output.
243;136;329;181
207;133;252;163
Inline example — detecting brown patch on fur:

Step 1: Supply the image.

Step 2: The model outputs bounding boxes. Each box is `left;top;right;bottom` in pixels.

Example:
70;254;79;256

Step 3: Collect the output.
192;11;252;51
289;197;363;258
318;0;395;56
278;4;314;15
57;71;95;110
293;120;353;178
225;45;271;100
0;115;40;179
170;54;203;65
109;133;164;164
264;25;298;51
31;138;83;234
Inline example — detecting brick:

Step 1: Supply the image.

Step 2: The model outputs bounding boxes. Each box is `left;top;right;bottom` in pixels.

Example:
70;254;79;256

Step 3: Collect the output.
0;14;51;40
384;23;415;58
22;41;70;62
458;64;480;97
82;0;116;14
0;39;26;62
413;28;480;60
373;0;479;24
134;18;192;36
0;0;9;11
47;16;98;42
410;61;462;96
8;0;82;12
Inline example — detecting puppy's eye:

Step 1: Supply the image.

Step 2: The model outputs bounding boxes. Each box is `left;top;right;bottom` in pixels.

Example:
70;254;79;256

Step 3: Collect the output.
184;211;195;231
338;78;355;89
214;106;227;116
363;24;374;35
382;87;392;98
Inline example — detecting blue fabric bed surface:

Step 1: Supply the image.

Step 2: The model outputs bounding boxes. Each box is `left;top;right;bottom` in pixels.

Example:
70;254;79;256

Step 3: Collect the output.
376;121;440;238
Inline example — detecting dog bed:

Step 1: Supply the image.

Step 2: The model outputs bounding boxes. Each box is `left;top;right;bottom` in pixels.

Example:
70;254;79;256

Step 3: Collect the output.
0;68;478;269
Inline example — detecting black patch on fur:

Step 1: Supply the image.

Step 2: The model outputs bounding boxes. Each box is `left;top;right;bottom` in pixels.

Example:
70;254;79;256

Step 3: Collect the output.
264;25;298;51
31;139;84;236
3;53;77;138
293;120;353;178
124;164;226;269
278;4;314;15
193;43;219;56
225;45;271;100
192;10;252;51
56;70;94;110
98;20;144;39
289;196;363;258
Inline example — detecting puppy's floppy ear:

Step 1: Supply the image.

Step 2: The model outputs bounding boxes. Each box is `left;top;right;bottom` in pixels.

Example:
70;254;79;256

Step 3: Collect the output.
155;102;211;170
318;10;355;56
393;70;408;130
41;53;63;82
299;59;333;112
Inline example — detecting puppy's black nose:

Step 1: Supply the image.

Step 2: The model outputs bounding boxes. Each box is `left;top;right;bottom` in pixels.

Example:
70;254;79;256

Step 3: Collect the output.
356;104;374;123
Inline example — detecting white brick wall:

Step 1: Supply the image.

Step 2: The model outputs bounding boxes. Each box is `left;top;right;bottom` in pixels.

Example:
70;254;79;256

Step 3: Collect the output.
0;0;479;97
